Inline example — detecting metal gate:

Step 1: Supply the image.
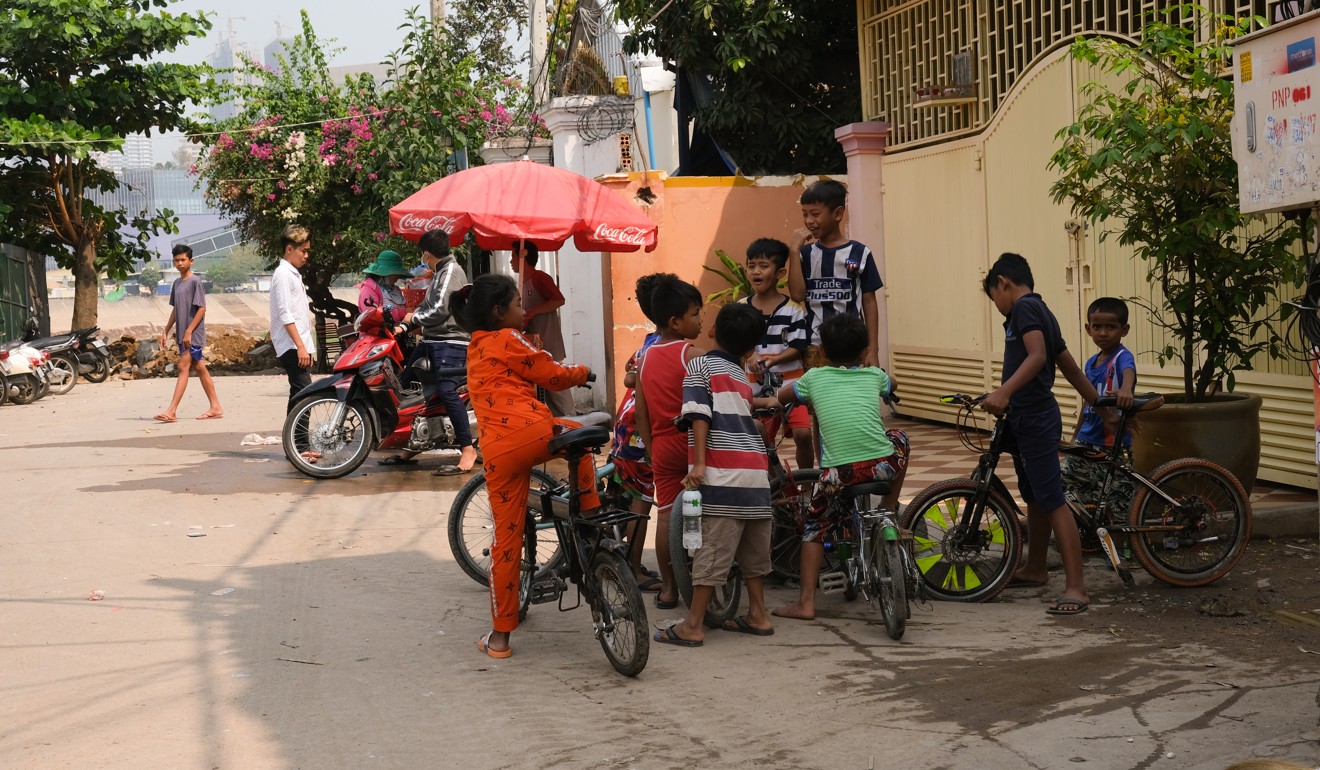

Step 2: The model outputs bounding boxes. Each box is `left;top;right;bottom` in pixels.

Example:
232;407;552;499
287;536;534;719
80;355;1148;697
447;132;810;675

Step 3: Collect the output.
0;244;30;343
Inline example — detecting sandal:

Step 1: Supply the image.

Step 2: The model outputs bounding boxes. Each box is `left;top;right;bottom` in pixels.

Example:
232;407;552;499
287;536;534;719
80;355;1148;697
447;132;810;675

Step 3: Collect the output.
1046;597;1090;616
377;456;419;466
432;465;465;476
636;576;662;593
477;632;512;659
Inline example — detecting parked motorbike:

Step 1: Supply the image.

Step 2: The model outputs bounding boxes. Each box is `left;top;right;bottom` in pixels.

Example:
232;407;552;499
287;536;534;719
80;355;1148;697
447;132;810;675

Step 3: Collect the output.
0;340;50;405
282;306;474;479
23;324;112;384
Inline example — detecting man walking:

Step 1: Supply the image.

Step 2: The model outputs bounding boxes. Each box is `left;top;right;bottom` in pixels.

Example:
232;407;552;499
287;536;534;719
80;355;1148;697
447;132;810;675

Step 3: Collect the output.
154;244;223;422
270;224;315;412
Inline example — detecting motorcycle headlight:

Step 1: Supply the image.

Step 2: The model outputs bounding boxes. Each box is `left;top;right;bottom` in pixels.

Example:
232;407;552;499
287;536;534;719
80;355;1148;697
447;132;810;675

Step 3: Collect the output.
368;343;390;359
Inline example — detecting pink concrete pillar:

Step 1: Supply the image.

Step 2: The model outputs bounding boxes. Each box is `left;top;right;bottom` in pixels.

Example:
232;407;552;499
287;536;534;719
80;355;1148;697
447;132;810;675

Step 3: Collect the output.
835;121;892;370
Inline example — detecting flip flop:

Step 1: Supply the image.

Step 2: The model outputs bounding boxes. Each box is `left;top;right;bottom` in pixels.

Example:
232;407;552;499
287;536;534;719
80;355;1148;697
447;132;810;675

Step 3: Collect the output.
638;565;660;580
636;576;662;593
477;632;512;659
377;456;419;466
196;412;224;420
721;616;774;636
153;414;176;423
653;624;702;647
432;465;464;476
1046;597;1090;616
1006;576;1048;588
654;594;678;610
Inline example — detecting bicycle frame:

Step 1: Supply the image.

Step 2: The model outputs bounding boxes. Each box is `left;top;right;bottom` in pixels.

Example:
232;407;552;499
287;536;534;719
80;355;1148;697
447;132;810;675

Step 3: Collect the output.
959;413;1026;551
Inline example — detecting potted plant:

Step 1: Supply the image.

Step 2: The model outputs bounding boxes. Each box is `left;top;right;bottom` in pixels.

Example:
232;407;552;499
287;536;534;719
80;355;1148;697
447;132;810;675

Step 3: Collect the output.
1048;5;1308;490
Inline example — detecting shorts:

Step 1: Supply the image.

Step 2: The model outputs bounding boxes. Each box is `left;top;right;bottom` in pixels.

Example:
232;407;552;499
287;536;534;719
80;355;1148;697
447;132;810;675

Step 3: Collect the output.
650;432;689;514
691;517;773;585
187;345;203;362
1004;409;1066;513
1061;444;1136;516
801;430;910;542
758;403;812;438
610;455;654;503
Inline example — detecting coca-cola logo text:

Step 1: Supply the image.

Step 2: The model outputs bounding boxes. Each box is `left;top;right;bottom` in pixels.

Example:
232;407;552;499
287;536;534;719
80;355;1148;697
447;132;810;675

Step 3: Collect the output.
397;213;460;233
593;223;649;246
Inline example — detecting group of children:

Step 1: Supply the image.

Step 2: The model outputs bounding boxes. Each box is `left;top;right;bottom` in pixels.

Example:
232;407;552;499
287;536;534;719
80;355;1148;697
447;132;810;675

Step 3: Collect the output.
457;179;1140;659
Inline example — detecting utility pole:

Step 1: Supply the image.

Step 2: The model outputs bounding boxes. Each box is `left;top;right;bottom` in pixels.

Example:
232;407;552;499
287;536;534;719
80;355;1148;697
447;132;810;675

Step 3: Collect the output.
430;0;446;38
530;0;548;107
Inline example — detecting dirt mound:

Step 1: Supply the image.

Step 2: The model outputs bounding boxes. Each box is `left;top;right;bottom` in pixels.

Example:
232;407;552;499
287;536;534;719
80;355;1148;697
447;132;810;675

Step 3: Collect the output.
107;327;272;378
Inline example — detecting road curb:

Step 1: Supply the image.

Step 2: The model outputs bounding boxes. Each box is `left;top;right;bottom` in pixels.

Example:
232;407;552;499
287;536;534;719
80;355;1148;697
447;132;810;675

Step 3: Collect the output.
1253;501;1319;540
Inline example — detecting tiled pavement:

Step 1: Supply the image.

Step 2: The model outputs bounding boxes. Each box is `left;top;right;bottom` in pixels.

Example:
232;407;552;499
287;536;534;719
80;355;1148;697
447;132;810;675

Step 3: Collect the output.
776;412;1316;511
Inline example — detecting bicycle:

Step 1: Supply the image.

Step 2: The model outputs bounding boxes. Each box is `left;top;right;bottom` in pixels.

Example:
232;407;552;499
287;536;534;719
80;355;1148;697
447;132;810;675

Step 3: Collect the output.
902;394;1252;603
503;423;650;676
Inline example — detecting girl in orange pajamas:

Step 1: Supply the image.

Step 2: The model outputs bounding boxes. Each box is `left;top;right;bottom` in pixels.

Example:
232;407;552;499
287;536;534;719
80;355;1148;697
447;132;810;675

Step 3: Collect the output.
452;274;598;659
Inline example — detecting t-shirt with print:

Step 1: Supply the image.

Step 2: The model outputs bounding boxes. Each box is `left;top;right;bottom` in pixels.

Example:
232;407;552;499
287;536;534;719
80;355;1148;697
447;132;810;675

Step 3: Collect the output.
1076;344;1137;447
1001;293;1066;413
677;351;771;519
793;366;895;468
799;240;883;346
739;294;808;383
169;274;207;348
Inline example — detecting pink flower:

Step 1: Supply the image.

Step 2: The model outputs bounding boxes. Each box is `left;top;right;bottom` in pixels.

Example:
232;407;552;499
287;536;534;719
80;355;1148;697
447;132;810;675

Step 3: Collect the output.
480;110;492;121
367;173;378;181
268;193;276;200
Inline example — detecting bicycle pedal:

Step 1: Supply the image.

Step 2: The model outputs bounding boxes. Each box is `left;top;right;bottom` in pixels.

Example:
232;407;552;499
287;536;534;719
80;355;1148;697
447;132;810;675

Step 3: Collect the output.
530;575;564;605
818;571;848;595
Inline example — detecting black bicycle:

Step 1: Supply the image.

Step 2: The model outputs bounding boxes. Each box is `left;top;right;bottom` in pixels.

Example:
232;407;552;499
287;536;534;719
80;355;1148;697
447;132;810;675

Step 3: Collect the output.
902;394;1252;603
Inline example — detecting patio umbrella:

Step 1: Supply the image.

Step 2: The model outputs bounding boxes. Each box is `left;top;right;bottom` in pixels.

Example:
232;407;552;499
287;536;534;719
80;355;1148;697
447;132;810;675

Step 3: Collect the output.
388;159;658;253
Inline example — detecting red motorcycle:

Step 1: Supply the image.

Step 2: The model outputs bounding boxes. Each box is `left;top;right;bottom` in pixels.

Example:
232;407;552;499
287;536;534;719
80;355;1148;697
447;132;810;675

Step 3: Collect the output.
282;306;472;479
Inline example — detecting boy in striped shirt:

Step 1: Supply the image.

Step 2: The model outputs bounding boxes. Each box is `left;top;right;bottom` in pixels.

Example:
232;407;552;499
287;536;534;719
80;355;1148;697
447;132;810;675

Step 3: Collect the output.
740;238;813;469
653;302;775;646
786;179;884;370
771;313;910;622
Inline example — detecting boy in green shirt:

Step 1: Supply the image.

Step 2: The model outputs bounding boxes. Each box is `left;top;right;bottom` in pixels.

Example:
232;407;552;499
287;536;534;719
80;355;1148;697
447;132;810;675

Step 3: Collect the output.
761;313;909;621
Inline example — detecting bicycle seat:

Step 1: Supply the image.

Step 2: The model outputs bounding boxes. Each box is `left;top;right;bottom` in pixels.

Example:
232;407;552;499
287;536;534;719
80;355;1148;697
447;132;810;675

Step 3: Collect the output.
1094;392;1164;412
841;481;891;499
548;425;611;454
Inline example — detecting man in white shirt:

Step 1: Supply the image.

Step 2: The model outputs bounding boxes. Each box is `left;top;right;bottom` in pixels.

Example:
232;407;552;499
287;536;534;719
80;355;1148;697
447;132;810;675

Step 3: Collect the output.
269;224;315;411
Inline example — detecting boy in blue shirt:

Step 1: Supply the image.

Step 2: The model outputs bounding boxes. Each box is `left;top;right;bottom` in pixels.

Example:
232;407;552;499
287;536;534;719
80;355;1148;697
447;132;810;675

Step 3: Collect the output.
1063;297;1137;518
981;253;1101;616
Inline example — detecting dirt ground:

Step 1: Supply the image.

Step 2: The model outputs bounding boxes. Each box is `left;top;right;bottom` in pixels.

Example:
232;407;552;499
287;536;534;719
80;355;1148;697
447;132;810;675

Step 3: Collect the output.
1;375;1317;770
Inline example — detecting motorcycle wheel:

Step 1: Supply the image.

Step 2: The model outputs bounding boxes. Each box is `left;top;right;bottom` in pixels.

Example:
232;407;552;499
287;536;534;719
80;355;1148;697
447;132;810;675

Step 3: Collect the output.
0;372;8;406
84;355;111;383
282;395;375;479
48;354;78;395
35;369;49;400
9;374;39;405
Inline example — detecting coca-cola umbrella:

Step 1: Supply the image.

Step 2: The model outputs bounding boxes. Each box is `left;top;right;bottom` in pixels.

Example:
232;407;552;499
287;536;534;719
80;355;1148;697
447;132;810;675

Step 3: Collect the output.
388;159;658;252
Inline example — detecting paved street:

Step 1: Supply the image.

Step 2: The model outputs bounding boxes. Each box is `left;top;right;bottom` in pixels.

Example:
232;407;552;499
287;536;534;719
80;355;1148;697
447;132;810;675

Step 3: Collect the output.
1;375;1317;769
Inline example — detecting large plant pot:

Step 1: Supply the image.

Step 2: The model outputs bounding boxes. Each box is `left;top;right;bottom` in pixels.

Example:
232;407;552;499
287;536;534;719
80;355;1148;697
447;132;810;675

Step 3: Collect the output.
1130;392;1262;493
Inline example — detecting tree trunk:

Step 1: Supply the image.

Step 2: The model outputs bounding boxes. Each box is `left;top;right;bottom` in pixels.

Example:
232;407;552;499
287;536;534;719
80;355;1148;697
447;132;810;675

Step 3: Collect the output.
71;238;99;330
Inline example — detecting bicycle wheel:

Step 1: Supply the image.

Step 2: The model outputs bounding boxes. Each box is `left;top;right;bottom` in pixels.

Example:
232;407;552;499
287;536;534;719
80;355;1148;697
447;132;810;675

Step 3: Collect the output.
869;525;907;640
668;506;742;628
448;468;565;587
1128;458;1251;587
770;469;822;581
900;478;1022;603
588;549;650;677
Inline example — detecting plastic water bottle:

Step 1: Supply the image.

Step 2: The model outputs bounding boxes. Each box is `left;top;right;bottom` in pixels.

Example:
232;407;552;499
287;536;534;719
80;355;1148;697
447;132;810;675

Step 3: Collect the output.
681;490;703;551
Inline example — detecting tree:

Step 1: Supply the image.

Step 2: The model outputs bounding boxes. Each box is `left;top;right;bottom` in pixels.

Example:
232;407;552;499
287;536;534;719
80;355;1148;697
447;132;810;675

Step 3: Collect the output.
613;0;860;174
139;264;162;294
192;8;532;331
0;0;211;329
201;245;263;289
1049;6;1307;401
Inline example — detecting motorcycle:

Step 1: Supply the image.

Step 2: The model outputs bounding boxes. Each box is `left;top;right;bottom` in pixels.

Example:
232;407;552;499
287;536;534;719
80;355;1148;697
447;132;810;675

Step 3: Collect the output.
23;324;112;385
0;340;50;405
281;306;474;479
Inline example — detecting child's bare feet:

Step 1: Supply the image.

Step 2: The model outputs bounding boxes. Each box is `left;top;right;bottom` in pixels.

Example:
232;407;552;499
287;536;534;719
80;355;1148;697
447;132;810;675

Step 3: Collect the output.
771;601;815;620
153;413;176;423
457;445;478;472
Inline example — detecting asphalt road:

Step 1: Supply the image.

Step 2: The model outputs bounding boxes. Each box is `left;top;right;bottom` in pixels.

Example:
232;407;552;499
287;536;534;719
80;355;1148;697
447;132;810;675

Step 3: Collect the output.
2;375;1317;769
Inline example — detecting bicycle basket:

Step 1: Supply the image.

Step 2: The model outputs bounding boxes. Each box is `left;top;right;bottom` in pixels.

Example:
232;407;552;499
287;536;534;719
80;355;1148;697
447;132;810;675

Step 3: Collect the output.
955;403;990;454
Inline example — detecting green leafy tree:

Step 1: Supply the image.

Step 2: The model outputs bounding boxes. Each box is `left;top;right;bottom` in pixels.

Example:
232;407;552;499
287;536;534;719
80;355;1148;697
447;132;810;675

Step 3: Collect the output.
192;8;533;329
1049;6;1307;402
0;0;211;329
613;0;860;174
139;264;162;294
201;245;263;289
